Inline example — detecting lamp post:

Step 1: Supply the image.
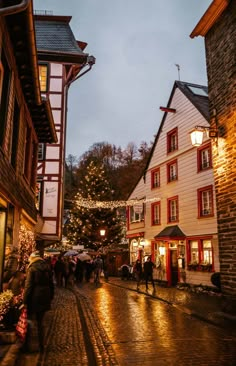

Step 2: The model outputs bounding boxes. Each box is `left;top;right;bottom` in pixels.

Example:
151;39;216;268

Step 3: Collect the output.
99;228;106;253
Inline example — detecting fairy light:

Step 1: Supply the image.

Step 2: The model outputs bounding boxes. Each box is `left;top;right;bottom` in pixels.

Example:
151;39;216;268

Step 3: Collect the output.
74;197;161;209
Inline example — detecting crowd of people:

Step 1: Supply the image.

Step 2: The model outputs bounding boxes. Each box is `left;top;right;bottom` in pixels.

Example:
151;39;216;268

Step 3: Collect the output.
52;253;107;287
2;247;107;353
2;246;155;353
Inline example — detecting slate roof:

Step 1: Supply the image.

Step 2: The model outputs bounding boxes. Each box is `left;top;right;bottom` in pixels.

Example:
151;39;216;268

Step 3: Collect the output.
154;225;186;239
35;15;88;64
175;81;209;121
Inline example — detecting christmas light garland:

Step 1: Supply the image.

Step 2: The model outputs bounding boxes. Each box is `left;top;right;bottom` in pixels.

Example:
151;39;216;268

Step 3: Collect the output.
75;197;161;209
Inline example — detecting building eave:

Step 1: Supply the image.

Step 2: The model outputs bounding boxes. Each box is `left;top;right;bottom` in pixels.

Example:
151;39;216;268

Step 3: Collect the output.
2;0;57;143
190;0;230;38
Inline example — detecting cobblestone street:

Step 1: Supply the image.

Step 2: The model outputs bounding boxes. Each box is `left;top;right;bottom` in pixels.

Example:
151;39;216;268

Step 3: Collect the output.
15;279;236;366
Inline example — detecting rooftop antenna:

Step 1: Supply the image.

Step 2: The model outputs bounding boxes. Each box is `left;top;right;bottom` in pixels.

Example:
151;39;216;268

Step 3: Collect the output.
175;64;180;80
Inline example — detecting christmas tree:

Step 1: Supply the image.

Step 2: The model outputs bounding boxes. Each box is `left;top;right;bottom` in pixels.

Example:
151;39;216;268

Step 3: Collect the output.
66;161;124;250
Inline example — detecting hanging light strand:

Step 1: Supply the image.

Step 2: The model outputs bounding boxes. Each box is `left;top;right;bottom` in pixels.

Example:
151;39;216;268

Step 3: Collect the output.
74;197;160;209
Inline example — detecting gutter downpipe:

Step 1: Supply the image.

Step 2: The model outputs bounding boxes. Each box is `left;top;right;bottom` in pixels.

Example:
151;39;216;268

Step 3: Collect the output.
65;55;96;88
0;0;30;15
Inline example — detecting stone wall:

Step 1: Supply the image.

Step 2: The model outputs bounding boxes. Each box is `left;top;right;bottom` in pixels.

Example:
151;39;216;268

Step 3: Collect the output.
205;1;236;300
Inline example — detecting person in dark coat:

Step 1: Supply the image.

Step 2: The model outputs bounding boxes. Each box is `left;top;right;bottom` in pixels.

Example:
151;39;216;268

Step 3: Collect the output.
54;256;64;287
23;251;54;352
133;259;142;291
143;256;155;291
3;246;19;289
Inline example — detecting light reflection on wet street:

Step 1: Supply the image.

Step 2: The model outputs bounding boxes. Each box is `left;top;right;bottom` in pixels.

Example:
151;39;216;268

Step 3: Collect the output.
77;282;236;365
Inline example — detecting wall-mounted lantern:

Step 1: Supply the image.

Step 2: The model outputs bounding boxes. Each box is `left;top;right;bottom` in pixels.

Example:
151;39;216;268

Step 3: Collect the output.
190;125;218;147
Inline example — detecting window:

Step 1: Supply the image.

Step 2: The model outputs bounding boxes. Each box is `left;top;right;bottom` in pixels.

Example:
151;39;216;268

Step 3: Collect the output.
167;127;178;153
167;196;178;223
167;159;178;182
130;204;144;223
151;168;160;188
187;85;208;97
189;240;199;263
38;64;48;92
198;185;214;217
187;238;213;269
197;143;212;171
202;240;212;264
38;143;45;160
151;202;161;225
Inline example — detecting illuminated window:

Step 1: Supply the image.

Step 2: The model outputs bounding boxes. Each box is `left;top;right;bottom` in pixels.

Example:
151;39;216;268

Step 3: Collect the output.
202;240;212;264
130;204;144;223
38;64;48;92
151;168;160;188
198;185;214;217
189;240;199;263
187;238;213;269
167;127;178;153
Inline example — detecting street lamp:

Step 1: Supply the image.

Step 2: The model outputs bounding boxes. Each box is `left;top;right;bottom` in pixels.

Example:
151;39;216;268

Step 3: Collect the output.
190;125;218;147
99;228;106;252
100;229;106;237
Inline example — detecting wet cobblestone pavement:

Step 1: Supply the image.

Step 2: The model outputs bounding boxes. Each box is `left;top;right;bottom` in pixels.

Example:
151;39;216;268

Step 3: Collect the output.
9;278;236;366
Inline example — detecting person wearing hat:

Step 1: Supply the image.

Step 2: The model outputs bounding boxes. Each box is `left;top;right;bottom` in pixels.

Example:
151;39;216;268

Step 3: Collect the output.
23;251;54;352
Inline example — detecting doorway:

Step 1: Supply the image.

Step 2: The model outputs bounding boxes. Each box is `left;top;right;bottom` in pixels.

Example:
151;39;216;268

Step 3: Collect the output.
170;249;178;286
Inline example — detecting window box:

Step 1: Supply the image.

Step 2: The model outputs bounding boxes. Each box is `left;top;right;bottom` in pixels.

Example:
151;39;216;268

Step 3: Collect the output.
187;261;199;271
199;262;212;272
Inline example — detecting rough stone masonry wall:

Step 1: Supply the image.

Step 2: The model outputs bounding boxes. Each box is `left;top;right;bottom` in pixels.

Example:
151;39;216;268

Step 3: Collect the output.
205;1;236;300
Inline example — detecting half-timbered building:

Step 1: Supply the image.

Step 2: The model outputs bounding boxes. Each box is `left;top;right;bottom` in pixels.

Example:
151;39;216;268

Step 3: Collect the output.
34;13;95;245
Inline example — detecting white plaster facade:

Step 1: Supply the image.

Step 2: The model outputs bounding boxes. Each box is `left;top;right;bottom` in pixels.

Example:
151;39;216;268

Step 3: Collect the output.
127;81;219;287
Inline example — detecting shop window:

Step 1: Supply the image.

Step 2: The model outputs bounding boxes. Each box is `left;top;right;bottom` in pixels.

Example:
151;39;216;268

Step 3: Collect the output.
197;143;212;172
167;127;178;153
167;196;178;223
151;168;160;189
197;185;214;218
130;204;144;223
187;238;213;270
38;64;49;93
151;202;161;225
167;159;178;182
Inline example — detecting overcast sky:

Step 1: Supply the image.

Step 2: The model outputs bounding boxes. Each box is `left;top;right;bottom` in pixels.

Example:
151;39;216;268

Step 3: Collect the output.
34;0;212;159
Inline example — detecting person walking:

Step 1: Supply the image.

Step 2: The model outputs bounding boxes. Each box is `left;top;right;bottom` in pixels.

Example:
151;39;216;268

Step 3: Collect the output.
23;251;54;352
3;246;19;290
143;256;155;291
93;255;103;284
133;259;142;291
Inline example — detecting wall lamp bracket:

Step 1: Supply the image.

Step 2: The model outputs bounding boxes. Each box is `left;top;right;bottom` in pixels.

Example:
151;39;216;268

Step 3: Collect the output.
190;125;218;147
